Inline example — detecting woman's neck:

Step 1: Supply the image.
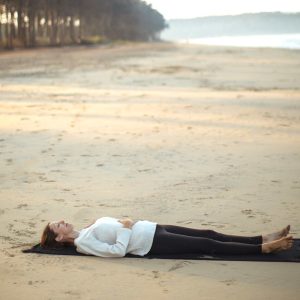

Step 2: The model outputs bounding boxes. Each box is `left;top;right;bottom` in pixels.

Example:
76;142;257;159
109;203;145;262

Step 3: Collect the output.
62;230;80;244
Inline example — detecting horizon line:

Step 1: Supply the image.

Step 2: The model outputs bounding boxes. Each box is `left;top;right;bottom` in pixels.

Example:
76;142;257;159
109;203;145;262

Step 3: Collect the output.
166;10;300;21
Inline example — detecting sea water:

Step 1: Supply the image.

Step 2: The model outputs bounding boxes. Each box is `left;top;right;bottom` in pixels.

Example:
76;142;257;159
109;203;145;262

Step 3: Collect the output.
179;33;300;49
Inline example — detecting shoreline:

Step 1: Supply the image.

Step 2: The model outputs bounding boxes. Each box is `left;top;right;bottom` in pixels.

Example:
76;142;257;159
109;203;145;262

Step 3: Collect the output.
1;38;300;57
173;33;300;50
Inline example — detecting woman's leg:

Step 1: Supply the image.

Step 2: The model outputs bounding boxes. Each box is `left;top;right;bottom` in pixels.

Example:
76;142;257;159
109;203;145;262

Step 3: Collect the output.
148;225;261;255
160;224;262;244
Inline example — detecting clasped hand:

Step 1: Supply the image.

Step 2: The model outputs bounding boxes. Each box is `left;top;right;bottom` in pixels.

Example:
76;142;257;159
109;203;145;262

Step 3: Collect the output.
118;218;134;229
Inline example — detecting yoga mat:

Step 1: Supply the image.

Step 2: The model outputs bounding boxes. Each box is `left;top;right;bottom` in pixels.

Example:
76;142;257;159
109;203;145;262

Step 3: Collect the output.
22;239;300;262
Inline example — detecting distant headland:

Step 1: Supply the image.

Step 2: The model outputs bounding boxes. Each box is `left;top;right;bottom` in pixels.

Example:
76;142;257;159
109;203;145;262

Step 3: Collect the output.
162;12;300;40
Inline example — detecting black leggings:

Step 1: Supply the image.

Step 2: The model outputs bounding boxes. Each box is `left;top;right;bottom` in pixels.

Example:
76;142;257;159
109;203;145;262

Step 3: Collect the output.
148;224;262;255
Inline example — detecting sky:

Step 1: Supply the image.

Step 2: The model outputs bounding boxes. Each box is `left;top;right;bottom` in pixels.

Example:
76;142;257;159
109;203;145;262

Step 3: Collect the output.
144;0;300;19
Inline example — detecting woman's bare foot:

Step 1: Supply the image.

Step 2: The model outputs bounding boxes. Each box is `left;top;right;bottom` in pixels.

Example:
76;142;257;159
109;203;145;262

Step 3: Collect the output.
262;235;294;253
262;225;290;243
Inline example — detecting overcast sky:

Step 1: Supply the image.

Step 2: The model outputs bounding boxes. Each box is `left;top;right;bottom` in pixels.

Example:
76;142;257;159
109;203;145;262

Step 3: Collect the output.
145;0;300;19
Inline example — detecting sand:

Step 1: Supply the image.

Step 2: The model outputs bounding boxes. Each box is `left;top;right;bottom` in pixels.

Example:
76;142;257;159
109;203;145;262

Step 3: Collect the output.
0;42;300;300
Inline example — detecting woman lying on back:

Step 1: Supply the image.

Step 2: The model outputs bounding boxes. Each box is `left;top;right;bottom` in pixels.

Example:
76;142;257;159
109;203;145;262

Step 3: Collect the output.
41;217;293;257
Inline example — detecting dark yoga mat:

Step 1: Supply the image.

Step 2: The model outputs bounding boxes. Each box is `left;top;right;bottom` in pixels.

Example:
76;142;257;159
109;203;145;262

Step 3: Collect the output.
23;239;300;262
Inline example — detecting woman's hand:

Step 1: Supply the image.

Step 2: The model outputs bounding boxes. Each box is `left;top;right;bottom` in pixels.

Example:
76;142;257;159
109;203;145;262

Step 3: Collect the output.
118;218;134;229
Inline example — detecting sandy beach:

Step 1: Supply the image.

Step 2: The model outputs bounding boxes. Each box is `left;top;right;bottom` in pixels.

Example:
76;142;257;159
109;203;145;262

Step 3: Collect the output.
0;42;300;299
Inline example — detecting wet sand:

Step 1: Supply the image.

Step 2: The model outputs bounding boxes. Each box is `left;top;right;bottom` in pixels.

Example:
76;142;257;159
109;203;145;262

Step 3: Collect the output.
0;42;300;299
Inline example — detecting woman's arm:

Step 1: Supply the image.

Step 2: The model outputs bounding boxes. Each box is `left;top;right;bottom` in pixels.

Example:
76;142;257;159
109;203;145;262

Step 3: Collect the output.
84;218;134;229
77;227;132;257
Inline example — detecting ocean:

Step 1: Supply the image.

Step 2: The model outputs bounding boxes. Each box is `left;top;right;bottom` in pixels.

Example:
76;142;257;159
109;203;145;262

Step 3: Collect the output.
178;33;300;50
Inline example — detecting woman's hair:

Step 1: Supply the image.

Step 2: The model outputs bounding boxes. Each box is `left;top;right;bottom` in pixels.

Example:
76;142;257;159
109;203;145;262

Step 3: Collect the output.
41;223;73;248
41;223;60;248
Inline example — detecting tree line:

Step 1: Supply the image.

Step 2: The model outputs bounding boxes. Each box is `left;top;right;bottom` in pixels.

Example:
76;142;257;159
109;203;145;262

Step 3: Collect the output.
0;0;167;50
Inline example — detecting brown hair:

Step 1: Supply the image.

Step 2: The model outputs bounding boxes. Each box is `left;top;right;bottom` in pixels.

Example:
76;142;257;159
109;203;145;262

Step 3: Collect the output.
41;223;75;248
40;223;61;248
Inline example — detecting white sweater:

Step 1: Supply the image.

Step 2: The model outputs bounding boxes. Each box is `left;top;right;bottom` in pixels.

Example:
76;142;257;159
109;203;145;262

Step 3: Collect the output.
74;217;157;257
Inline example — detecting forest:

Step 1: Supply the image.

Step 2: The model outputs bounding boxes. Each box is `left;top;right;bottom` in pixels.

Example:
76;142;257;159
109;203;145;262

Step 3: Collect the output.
0;0;167;50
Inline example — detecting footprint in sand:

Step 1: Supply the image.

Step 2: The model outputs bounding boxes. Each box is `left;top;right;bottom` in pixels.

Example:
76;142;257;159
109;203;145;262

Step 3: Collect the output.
54;198;65;202
152;270;160;279
271;180;281;183
138;169;152;172
64;290;81;297
14;229;36;237
168;261;191;272
177;220;193;225
0;235;14;242
6;158;13;165
241;209;255;218
221;279;237;286
27;222;36;228
16;204;28;209
50;169;62;173
28;280;45;286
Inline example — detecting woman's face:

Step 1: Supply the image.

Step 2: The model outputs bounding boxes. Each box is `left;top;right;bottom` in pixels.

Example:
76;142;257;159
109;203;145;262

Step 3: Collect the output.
49;220;74;237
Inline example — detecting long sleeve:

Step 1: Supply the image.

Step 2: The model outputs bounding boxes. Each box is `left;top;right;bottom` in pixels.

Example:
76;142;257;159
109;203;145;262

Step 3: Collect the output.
76;227;132;258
